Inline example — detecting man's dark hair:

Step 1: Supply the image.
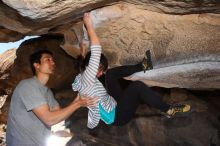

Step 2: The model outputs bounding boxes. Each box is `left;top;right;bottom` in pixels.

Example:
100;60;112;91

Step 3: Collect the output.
29;50;53;75
79;51;108;73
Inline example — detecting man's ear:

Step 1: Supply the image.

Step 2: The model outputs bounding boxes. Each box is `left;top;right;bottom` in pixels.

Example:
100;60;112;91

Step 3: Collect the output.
33;63;40;70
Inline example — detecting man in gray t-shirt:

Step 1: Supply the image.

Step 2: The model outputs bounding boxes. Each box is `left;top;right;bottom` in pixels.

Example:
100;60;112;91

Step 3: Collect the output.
6;48;97;146
7;77;59;146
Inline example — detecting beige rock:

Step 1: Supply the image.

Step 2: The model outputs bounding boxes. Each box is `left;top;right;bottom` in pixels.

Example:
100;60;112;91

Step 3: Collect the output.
0;48;16;75
7;36;77;89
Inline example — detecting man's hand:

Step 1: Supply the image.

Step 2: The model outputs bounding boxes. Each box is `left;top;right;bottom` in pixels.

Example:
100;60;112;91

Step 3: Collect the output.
32;94;98;127
73;94;98;108
53;130;73;137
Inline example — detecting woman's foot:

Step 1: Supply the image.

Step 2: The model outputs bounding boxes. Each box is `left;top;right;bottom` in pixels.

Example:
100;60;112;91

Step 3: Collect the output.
142;50;153;72
163;103;191;118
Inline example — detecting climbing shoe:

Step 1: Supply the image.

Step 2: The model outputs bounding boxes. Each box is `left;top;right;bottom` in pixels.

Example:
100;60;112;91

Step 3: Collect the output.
163;103;191;118
142;50;153;73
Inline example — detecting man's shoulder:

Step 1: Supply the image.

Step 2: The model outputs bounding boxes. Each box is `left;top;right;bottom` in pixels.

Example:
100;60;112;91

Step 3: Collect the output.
17;77;37;88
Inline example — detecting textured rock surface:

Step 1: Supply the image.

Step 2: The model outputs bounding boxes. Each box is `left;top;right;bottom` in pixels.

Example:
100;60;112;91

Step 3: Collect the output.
0;0;219;42
79;4;220;89
0;49;16;92
0;0;119;40
1;3;219;89
0;27;24;43
0;49;16;77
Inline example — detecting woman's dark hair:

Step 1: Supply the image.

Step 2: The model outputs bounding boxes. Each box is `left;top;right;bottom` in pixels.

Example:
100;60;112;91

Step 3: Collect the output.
29;50;53;75
78;51;108;73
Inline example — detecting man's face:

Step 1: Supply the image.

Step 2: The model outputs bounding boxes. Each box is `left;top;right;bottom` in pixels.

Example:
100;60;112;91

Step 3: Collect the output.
34;53;56;75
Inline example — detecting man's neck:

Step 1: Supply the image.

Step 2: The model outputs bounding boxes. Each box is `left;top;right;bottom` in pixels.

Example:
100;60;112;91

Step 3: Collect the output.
36;73;50;85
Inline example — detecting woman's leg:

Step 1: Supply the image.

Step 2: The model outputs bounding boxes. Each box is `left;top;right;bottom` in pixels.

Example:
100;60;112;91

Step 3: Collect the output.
114;81;170;126
105;63;143;101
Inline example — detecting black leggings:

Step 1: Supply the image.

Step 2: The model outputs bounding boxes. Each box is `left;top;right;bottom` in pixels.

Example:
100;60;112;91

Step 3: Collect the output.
105;63;170;126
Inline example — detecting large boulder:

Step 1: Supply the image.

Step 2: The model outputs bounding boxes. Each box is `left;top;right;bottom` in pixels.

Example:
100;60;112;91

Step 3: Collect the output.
81;4;220;89
0;2;219;89
0;0;219;42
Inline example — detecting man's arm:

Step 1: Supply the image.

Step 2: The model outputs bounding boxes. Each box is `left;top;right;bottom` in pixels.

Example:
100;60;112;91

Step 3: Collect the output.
32;94;97;127
50;105;60;111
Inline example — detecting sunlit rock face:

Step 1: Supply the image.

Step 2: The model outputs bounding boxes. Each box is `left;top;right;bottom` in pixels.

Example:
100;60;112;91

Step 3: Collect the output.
0;49;16;90
0;49;16;77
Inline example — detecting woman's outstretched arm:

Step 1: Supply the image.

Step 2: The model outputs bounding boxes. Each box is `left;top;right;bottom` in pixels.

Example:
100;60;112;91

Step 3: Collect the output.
81;13;102;85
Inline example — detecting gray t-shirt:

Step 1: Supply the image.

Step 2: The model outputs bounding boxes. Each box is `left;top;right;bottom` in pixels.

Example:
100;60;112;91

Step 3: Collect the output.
6;76;59;146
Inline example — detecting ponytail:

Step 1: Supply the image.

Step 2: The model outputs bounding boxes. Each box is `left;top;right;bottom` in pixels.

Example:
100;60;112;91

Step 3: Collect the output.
77;51;108;73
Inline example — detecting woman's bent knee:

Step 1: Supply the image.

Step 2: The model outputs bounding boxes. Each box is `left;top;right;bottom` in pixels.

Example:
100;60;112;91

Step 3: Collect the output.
131;81;147;88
